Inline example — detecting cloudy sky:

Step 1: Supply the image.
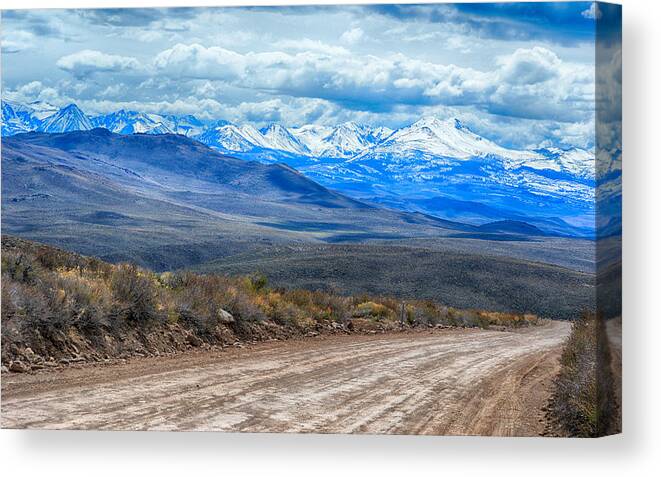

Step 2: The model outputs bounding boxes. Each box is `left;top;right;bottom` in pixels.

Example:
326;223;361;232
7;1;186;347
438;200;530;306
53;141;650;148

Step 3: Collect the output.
2;2;602;149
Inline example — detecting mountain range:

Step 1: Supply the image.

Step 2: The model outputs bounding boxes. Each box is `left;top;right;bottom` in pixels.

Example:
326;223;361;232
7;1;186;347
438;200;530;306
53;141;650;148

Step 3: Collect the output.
2;129;599;318
2;100;602;236
1;129;494;269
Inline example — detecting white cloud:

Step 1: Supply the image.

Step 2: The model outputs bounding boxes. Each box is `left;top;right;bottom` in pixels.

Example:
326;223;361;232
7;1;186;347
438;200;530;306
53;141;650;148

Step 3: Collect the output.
581;3;602;20
136;30;165;43
273;39;350;56
56;50;140;78
446;35;473;54
1;30;36;53
340;27;364;45
149;43;594;123
153;43;245;81
497;47;561;85
3;80;70;106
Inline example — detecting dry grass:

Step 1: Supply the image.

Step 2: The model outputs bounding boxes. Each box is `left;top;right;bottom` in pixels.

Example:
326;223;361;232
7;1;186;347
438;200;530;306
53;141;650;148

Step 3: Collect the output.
549;312;617;437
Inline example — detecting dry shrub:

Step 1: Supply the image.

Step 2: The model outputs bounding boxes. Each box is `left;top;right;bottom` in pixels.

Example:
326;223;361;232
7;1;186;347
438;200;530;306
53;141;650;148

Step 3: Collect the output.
551;312;616;437
109;264;159;325
353;301;394;321
170;274;238;338
477;311;539;328
2;251;39;283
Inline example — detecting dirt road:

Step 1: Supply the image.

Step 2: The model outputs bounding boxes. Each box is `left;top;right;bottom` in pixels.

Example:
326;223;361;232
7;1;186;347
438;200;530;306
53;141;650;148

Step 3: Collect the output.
1;321;570;436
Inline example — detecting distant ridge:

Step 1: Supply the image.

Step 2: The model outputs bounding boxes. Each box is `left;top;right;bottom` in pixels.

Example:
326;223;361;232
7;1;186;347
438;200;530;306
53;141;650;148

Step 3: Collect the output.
477;220;546;236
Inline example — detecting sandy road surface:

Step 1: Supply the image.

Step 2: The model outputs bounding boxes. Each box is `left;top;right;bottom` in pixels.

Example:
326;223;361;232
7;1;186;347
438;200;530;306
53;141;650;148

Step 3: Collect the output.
2;321;570;436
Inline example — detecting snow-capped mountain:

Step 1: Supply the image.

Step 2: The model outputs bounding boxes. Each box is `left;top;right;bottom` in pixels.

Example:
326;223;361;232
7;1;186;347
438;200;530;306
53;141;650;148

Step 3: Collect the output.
38;104;93;133
351;117;540;164
2;100;57;135
372;126;394;142
288;124;334;155
2;102;31;136
161;114;205;137
197;124;268;152
315;122;379;158
196;120;391;160
91;110;206;136
91;110;172;135
24;100;59;120
260;123;310;155
533;147;596;180
1;101;207;138
288;117;597;234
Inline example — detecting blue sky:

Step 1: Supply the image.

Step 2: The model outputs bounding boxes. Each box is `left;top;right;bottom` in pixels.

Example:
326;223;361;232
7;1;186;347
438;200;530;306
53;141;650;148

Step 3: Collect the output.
2;2;601;149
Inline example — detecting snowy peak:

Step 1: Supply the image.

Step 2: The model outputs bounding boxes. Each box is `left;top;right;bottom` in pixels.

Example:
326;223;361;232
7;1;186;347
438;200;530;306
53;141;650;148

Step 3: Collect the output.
92;110;172;135
91;110;205;136
236;124;270;149
260;124;310;155
161;114;205;137
317;122;376;158
2;100;56;135
39;104;93;133
198;123;312;154
2;102;32;136
289;124;334;156
25;100;59;120
368;116;540;162
2;101;209;138
534;147;595;180
372;126;394;142
197;124;263;152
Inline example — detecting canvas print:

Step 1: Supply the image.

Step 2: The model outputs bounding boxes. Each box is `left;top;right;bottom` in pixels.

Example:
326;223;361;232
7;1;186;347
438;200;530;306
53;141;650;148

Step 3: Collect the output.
0;2;621;437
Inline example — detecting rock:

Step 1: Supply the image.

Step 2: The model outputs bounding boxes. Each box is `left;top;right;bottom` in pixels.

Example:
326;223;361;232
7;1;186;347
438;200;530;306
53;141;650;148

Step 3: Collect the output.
1;365;9;373
23;347;36;361
9;361;30;373
218;309;235;324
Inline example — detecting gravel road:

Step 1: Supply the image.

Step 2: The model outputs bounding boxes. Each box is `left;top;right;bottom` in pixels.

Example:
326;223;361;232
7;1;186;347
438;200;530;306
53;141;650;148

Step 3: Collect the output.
1;321;570;435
